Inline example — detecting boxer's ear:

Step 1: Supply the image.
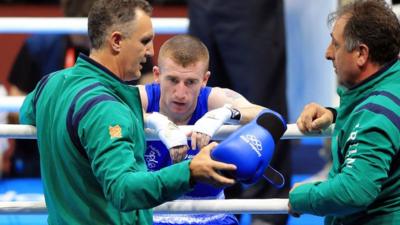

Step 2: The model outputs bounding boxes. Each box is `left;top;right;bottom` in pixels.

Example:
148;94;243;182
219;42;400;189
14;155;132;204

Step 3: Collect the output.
153;66;161;83
201;71;210;87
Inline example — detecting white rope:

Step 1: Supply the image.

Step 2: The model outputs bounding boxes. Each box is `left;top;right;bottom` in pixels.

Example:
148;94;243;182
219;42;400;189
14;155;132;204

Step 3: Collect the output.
0;124;37;139
0;199;289;215
0;201;46;214
155;199;289;214
0;96;24;113
0;17;188;34
0;97;334;138
0;124;334;140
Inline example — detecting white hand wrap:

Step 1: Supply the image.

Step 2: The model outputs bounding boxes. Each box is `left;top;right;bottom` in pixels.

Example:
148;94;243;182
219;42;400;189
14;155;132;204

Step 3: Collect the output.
145;112;188;149
193;104;241;137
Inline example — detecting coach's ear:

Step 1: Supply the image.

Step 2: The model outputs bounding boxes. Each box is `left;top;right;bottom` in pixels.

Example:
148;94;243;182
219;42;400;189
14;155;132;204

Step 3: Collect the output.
356;43;369;67
153;66;161;83
202;71;210;87
110;31;123;53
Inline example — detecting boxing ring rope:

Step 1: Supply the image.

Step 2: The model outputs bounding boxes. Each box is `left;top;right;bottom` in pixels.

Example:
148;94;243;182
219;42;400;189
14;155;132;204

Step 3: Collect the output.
0;199;289;215
0;17;332;216
0;5;399;34
0;96;23;113
0;17;188;34
0;96;335;140
0;123;334;140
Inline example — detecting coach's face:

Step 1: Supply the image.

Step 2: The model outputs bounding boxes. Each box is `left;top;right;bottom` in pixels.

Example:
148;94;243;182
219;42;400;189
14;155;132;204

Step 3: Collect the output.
155;57;210;124
325;15;361;88
117;9;154;81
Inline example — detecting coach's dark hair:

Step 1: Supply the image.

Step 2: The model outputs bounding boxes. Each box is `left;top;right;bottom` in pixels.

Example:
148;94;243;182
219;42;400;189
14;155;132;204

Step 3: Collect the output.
88;0;152;50
158;34;210;71
328;0;400;65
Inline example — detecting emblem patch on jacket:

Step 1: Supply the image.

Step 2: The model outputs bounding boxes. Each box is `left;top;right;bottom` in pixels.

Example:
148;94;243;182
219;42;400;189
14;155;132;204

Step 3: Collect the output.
109;125;122;138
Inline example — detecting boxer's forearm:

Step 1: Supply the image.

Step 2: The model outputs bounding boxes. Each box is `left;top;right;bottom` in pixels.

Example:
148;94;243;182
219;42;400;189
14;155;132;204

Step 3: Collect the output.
235;105;265;124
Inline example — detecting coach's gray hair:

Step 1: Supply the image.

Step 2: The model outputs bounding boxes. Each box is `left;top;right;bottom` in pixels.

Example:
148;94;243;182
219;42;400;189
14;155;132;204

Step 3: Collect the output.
328;0;400;64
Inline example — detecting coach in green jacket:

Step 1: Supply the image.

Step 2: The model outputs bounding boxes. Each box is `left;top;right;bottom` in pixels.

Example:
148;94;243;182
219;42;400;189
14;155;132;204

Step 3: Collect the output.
291;1;400;225
19;0;236;224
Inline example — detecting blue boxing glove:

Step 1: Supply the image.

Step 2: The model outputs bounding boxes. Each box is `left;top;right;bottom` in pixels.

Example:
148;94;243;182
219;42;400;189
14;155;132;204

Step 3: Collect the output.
211;109;287;186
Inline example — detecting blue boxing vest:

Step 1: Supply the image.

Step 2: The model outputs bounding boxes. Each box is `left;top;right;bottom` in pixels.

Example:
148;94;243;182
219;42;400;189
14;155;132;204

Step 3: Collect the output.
144;83;238;225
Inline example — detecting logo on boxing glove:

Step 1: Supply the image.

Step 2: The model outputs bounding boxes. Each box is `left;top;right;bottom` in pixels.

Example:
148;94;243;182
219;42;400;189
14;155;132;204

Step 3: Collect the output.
239;134;262;157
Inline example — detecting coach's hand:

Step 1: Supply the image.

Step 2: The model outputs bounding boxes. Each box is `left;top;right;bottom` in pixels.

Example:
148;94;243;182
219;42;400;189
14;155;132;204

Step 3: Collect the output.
189;142;236;187
296;103;334;133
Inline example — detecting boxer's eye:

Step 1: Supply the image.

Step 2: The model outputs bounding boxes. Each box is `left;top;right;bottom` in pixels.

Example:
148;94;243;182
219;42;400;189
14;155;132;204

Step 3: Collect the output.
185;79;198;86
167;77;179;84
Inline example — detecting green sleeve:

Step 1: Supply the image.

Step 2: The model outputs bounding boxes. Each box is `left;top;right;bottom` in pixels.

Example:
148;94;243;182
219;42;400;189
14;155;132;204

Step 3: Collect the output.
80;100;192;211
19;91;36;125
290;110;400;216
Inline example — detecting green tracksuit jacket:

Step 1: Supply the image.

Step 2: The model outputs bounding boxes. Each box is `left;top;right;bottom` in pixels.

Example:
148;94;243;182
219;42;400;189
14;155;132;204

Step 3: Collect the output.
20;54;192;225
290;60;400;225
